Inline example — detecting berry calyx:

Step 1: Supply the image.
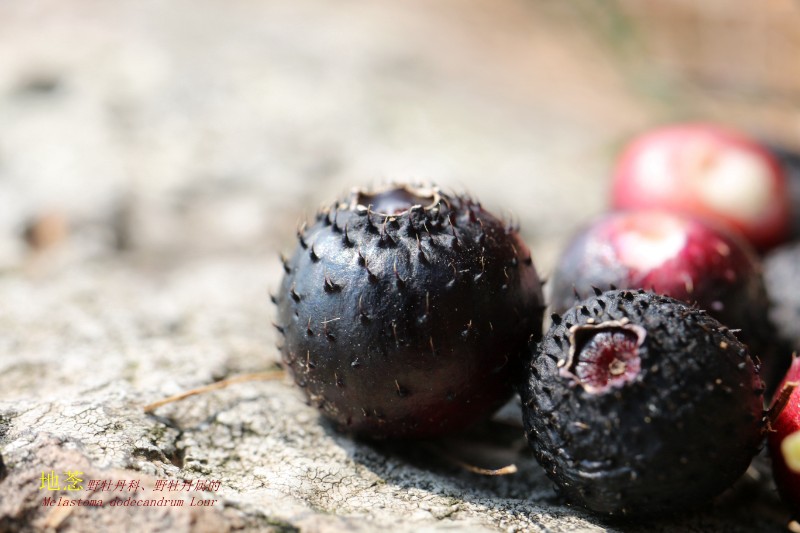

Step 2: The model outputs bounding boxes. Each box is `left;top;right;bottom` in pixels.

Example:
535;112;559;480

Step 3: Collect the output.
352;185;439;215
562;321;644;394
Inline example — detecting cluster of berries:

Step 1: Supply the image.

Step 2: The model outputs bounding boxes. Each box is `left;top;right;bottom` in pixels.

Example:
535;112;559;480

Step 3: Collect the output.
274;123;800;518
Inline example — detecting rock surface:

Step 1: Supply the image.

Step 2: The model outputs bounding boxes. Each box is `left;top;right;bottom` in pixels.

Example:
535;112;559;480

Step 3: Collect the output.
0;0;794;531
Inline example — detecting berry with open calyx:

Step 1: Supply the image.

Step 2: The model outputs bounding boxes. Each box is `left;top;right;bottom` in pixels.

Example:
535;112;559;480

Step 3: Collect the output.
612;123;791;251
550;210;771;353
521;289;765;516
274;183;545;439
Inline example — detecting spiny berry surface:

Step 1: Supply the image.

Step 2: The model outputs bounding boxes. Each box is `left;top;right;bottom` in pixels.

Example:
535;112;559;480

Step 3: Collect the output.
275;184;545;438
521;290;765;516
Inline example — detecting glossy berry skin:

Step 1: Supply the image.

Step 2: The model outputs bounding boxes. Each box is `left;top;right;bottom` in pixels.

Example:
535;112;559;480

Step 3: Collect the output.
521;290;765;516
612;124;791;251
275;184;545;439
769;357;800;514
550;211;771;353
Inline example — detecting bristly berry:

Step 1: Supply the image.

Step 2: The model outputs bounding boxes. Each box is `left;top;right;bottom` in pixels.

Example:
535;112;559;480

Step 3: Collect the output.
275;183;545;439
768;356;800;514
612;123;791;251
549;210;774;365
521;290;765;516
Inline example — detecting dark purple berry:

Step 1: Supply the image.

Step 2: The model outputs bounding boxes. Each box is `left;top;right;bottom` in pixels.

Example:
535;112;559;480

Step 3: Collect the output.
520;290;765;516
275;183;545;439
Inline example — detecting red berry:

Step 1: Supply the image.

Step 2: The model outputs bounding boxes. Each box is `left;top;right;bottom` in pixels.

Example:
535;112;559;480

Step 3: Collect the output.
769;357;800;513
550;211;773;359
612;124;791;251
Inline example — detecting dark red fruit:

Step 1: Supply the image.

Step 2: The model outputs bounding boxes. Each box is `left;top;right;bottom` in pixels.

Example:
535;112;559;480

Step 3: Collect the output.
769;356;800;514
521;290;765;516
275;183;545;438
612;123;791;251
550;211;771;352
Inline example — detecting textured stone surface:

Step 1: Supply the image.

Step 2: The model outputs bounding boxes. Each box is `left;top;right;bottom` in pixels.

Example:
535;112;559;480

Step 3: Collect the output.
0;260;788;532
0;0;794;531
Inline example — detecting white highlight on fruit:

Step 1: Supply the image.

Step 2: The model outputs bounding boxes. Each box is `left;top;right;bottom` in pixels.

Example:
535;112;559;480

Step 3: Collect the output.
615;214;687;272
635;143;674;195
781;430;800;473
715;240;731;257
691;147;773;222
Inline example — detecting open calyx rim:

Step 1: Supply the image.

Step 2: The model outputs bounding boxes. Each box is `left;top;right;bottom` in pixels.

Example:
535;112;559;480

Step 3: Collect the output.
347;183;442;217
558;318;647;393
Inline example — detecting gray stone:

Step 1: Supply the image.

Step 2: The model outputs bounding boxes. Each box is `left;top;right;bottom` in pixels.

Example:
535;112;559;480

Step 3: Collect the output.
0;0;791;530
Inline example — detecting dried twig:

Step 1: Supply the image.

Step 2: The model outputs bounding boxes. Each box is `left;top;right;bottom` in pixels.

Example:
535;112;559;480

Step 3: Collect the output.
143;370;285;413
422;443;518;476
